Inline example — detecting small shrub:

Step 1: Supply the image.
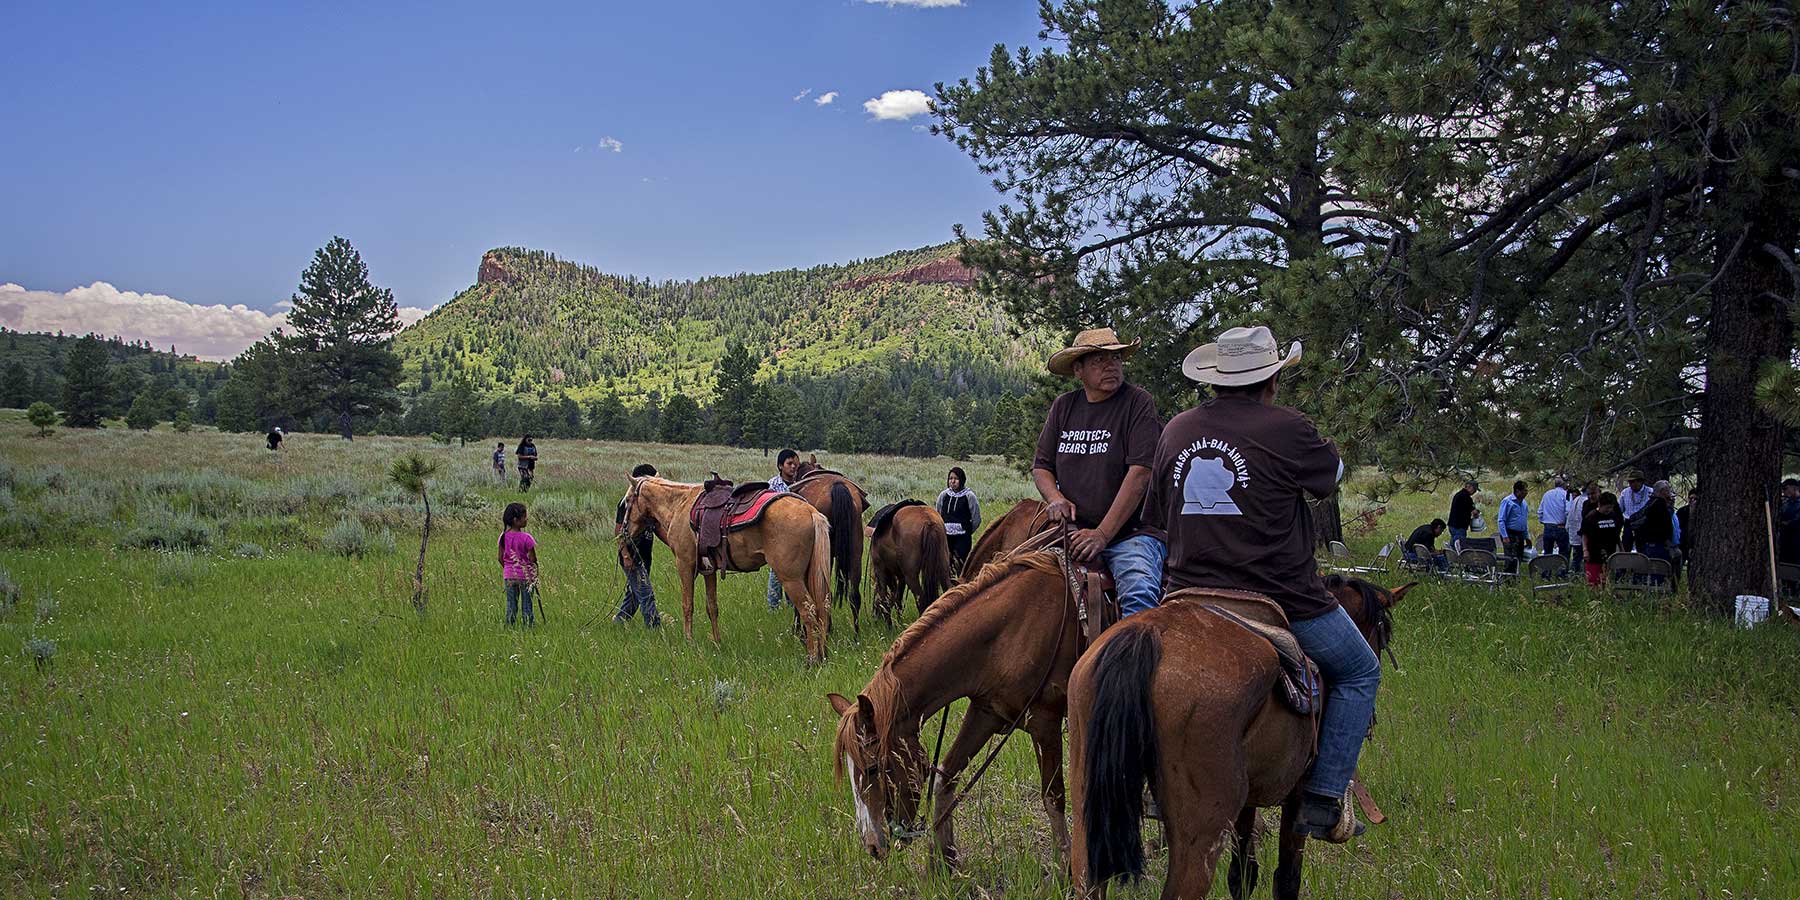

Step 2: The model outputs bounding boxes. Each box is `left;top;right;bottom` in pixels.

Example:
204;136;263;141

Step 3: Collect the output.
24;638;55;672
0;570;19;618
232;542;266;559
172;411;193;433
322;518;394;558
120;510;217;551
154;551;208;586
0;510;45;548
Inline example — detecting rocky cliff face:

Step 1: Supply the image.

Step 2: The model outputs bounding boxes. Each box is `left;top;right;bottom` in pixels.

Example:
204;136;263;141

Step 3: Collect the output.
477;252;515;286
840;256;978;292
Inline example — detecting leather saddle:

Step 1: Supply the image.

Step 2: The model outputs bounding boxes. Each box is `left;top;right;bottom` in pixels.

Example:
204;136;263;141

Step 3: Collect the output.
1004;529;1121;646
689;475;775;572
1167;586;1322;717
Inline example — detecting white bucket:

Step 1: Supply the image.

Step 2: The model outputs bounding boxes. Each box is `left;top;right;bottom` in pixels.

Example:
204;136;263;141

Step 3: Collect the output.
1734;595;1771;629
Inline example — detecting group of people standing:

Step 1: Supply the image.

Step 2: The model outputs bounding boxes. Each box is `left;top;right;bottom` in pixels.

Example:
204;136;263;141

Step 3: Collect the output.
1419;474;1693;586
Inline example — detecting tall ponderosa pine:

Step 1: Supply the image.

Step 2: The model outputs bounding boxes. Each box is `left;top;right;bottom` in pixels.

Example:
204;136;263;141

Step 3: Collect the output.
59;336;112;428
1;362;31;408
660;394;702;444
712;341;760;447
282;237;403;439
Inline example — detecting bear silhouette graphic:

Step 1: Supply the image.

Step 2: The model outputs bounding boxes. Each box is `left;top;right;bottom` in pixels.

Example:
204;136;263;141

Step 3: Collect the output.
1181;455;1241;515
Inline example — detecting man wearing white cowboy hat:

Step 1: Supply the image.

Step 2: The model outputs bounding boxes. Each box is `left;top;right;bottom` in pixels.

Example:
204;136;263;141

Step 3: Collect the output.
1031;327;1166;618
1142;324;1376;843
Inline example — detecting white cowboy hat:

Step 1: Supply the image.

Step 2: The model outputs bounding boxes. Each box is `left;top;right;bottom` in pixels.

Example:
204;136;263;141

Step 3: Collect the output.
1047;327;1142;377
1182;325;1303;386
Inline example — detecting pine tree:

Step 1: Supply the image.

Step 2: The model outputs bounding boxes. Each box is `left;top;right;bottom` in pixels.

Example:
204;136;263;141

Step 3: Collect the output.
125;390;160;430
661;394;702;444
60;336;112;428
587;393;626;441
1;362;30;408
441;375;482;445
281;237;403;439
389;453;441;614
27;402;56;436
712;341;760;446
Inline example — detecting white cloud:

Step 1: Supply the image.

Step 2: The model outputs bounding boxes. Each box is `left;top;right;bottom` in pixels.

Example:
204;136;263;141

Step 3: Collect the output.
793;88;812;101
598;136;623;153
862;0;963;6
863;89;933;120
815;91;839;106
0;282;431;362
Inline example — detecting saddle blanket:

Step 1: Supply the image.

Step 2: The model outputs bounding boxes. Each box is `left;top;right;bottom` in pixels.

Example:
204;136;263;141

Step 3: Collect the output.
688;489;792;533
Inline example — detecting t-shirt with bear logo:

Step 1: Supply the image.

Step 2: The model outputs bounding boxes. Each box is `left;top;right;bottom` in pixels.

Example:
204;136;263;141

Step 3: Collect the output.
1143;394;1342;620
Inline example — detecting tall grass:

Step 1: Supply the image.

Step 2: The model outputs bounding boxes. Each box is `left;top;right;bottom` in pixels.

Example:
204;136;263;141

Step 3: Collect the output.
0;421;1794;897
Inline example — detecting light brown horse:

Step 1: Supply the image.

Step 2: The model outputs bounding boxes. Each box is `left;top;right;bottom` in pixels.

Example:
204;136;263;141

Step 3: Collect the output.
1068;576;1412;900
827;551;1079;869
620;476;834;663
962;498;1049;580
790;456;869;629
868;504;954;625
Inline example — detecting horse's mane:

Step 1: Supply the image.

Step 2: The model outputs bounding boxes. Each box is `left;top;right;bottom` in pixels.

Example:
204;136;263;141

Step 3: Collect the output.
1322;573;1385;620
881;551;1063;666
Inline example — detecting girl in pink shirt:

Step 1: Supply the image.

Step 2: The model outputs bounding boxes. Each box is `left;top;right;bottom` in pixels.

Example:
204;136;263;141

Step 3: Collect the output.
499;502;538;626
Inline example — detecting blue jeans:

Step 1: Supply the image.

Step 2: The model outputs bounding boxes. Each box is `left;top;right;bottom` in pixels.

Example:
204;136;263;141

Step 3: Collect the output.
1448;527;1467;548
1640;542;1671;585
615;564;660;626
1102;534;1167;619
1405;548;1450;574
1290;606;1381;799
767;571;787;609
1540;524;1570;558
504;579;535;626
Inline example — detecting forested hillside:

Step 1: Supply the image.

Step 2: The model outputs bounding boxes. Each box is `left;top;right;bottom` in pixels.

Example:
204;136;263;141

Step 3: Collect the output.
0;329;224;418
394;243;1051;404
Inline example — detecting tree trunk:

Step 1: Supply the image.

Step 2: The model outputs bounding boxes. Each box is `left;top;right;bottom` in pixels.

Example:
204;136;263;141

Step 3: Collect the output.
1692;200;1795;614
339;407;353;441
413;494;431;614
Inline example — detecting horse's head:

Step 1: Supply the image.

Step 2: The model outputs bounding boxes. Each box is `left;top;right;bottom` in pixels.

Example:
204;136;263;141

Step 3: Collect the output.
1324;575;1413;659
618;476;658;546
827;690;926;859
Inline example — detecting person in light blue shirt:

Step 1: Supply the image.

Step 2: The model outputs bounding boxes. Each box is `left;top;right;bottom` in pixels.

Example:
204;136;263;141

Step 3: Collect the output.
1618;474;1652;551
766;449;801;609
1537;478;1570;559
1497;480;1531;569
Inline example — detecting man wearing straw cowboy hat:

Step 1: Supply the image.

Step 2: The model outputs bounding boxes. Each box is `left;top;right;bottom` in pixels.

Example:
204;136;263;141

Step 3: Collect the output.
1032;327;1167;618
1142;324;1376;843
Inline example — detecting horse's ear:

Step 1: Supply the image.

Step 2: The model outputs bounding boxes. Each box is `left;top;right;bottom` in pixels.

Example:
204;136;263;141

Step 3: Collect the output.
827;692;854;717
810;453;818;464
855;694;877;733
1390;582;1418;606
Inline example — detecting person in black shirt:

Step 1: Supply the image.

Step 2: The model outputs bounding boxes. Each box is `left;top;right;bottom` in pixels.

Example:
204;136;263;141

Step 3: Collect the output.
614;463;660;627
935;467;981;576
1637;481;1677;582
1447;480;1479;547
266;427;283;451
1580;492;1622;586
1405;519;1449;573
516;436;538;491
1778;479;1800;565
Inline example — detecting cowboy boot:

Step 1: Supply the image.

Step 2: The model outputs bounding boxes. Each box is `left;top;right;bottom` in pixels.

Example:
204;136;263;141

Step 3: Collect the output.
1293;790;1364;843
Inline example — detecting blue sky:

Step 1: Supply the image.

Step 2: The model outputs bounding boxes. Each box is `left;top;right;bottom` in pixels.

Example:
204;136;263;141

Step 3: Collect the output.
0;1;1044;357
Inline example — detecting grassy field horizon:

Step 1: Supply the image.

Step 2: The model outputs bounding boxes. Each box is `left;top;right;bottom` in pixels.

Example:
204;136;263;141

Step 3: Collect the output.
2;422;1796;897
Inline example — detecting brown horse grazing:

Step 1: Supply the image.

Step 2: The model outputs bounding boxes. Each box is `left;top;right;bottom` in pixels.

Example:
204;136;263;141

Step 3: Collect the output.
620;476;834;663
790;456;869;630
961;498;1049;580
868;504;954;625
1068;576;1412;900
827;552;1080;869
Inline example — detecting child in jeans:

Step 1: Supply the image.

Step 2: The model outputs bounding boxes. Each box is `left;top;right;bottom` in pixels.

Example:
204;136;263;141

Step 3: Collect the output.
499;502;538;625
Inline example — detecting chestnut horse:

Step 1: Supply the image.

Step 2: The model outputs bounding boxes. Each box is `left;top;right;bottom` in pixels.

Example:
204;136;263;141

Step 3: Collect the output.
1068;575;1411;899
790;456;869;629
619;476;834;663
961;498;1049;580
868;504;954;626
827;551;1079;869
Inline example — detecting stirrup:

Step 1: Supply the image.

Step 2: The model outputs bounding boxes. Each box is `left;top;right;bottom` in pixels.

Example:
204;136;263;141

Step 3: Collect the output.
1294;791;1364;843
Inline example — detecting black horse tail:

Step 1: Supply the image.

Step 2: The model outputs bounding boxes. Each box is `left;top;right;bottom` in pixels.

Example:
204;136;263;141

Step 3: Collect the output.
917;517;952;611
827;483;861;624
1083;624;1163;887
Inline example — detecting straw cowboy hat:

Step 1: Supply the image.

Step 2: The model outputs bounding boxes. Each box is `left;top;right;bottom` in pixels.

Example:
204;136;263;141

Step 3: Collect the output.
1182;325;1303;386
1047;327;1142;377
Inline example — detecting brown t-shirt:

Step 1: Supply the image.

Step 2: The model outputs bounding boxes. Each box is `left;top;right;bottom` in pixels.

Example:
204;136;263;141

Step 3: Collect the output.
1033;383;1163;539
1143;394;1342;620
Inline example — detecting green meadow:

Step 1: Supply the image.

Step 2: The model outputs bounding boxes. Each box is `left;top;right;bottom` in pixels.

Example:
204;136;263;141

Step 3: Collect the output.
1;421;1796;898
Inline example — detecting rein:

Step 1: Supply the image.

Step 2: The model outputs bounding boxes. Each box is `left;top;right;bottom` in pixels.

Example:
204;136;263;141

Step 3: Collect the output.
926;525;1076;834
